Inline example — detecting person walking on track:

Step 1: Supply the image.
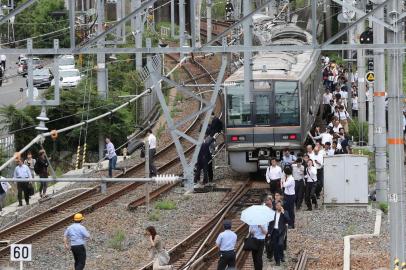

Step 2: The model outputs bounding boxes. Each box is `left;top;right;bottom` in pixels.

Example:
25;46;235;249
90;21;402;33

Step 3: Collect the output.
13;158;32;206
105;137;125;178
268;201;290;266
292;158;305;210
282;166;295;229
64;213;90;270
266;158;283;195
249;223;268;270
34;150;49;198
145;226;172;270
147;129;157;177
216;220;237;270
305;159;318;210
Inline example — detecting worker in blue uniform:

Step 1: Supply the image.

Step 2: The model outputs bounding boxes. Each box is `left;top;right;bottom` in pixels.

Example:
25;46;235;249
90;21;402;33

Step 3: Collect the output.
64;213;90;270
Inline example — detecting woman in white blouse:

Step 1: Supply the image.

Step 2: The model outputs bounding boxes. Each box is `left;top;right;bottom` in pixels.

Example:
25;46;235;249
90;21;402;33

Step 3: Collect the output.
304;159;318;211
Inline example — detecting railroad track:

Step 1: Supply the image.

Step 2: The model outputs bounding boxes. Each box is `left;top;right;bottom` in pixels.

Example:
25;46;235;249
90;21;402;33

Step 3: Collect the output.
0;53;219;265
137;183;272;270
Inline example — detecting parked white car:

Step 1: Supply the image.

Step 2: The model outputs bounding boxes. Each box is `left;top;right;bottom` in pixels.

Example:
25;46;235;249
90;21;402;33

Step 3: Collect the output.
58;55;75;70
51;69;82;88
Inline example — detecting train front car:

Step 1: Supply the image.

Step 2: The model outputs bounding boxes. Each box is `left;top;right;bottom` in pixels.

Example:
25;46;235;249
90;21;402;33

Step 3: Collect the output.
224;23;322;173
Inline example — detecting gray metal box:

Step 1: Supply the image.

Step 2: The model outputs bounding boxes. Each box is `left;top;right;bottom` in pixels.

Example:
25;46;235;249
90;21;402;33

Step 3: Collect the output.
323;154;369;204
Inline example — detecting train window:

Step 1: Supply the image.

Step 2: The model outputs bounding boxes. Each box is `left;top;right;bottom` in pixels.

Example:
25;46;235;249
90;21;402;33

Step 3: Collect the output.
226;84;252;127
274;81;300;126
255;94;270;125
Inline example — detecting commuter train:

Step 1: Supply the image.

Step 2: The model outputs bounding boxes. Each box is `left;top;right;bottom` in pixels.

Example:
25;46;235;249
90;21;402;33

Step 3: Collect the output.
224;23;322;173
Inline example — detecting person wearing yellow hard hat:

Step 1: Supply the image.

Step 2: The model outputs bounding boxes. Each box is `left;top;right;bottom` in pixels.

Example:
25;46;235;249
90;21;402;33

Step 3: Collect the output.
64;213;90;270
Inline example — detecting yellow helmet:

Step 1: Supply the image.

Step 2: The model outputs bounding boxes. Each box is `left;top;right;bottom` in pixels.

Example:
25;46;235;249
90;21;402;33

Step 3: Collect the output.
73;213;84;222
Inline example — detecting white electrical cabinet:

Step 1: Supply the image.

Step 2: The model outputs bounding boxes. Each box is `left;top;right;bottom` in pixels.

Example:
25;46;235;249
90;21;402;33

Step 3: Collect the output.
323;154;369;204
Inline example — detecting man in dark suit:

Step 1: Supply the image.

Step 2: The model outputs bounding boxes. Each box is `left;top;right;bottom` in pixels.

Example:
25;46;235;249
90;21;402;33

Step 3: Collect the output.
194;133;215;186
267;201;290;266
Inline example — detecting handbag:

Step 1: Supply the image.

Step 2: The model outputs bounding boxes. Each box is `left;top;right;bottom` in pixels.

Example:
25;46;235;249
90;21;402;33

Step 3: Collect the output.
140;146;145;158
27;182;35;196
243;236;258;251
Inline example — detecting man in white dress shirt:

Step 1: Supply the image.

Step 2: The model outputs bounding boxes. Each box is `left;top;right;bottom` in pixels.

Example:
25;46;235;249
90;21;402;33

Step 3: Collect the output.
13;158;32;206
266;158;283;195
147;129;157;177
312;146;324;199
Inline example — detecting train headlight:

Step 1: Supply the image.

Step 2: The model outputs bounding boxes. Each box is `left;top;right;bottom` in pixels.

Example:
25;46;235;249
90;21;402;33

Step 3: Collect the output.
282;134;298;140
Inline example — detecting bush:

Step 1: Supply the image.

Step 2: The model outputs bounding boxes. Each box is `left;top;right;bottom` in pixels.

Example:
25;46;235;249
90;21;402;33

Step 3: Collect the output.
368;169;376;185
349;119;368;144
379;202;388;214
155;199;176;210
108;230;126;250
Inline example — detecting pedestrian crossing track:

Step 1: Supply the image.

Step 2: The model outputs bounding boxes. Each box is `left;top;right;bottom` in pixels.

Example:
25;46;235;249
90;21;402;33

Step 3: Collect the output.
0;54;222;267
138;181;308;270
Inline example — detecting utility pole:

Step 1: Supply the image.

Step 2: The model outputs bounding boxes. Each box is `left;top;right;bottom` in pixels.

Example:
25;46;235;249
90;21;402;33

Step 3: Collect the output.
206;0;212;41
243;0;253;103
367;80;374;146
68;0;75;49
387;0;406;264
170;0;175;38
356;0;367;123
372;0;387;202
179;0;185;59
97;0;107;160
134;0;142;70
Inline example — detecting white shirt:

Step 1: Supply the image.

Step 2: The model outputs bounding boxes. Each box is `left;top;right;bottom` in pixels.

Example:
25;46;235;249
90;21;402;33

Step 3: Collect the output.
307;151;315;161
323;93;332;104
216;230;237;251
313;132;333;145
148;133;157;149
266;165;283;183
338;111;349;121
312;152;324;169
274;212;281;229
352;97;359;110
305;166;318;182
325;148;335;156
332;124;343;133
292;163;304;180
106;142;117;159
283;175;295;195
0;55;6;61
249;224;268;240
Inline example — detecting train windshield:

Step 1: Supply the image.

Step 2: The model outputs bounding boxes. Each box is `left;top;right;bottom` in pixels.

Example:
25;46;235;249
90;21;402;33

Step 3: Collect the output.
274;81;300;125
226;83;252;126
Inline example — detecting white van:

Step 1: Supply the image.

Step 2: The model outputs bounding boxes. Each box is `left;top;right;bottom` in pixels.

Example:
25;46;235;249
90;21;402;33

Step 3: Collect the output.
58;55;75;70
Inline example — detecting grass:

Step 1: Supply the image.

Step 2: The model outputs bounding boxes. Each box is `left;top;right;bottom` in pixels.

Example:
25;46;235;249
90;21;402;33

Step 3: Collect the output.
343;224;356;236
368;169;376;185
108;230;126;250
170;107;182;118
175;93;185;103
148;209;161;221
379;202;388;214
156;124;166;139
155;199;177;210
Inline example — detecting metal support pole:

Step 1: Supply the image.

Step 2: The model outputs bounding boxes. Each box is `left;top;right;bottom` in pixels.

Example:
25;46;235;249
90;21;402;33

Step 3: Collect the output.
135;0;142;70
357;0;367;123
387;0;406;263
324;0;332;38
206;0;212;41
97;0;107;161
170;0;175;37
368;82;374;147
69;0;75;49
179;0;185;58
243;0;253;103
311;0;318;48
373;0;387;202
346;25;354;117
190;0;196;48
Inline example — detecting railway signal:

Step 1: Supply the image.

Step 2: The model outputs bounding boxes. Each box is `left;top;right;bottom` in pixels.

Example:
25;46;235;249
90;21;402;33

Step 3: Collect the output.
360;28;373;44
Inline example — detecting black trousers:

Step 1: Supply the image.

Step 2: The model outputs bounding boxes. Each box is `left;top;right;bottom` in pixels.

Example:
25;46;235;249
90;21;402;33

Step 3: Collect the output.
194;160;209;184
71;245;86;270
315;168;324;198
265;235;273;259
295;180;305;209
251;239;265;270
284;194;295;227
269;179;281;195
271;230;284;264
17;182;29;205
208;159;213;182
305;182;318;210
217;250;235;270
323;104;330;120
40;176;48;195
149;148;157;176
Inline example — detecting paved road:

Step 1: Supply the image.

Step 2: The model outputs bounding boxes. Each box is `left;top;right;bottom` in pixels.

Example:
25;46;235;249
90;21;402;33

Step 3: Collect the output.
0;54;28;109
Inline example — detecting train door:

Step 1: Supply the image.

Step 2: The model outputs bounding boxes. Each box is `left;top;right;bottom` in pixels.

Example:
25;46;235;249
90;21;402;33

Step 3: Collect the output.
253;81;274;148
